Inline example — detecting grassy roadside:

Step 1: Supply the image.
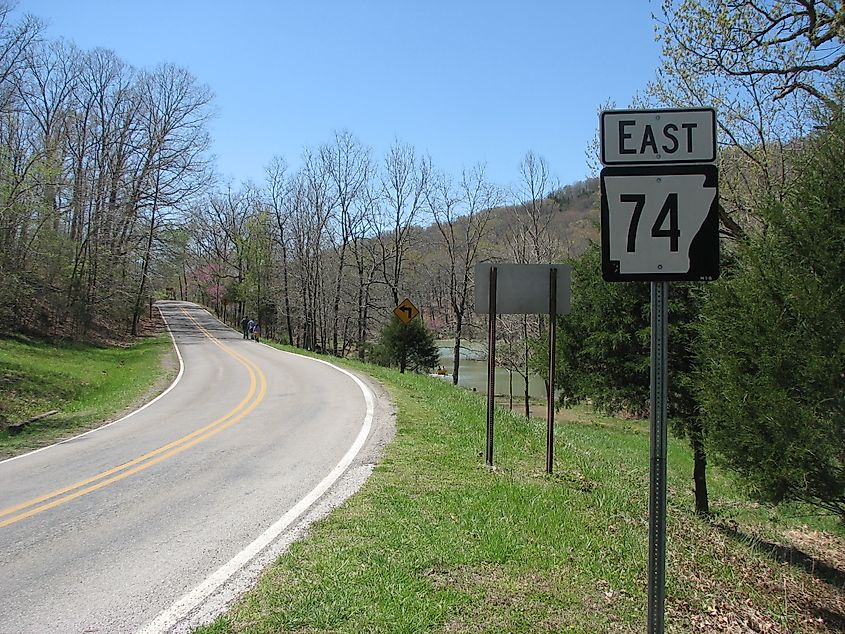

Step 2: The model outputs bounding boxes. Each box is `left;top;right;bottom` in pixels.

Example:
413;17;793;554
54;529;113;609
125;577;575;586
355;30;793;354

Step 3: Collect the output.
0;333;176;459
196;349;844;634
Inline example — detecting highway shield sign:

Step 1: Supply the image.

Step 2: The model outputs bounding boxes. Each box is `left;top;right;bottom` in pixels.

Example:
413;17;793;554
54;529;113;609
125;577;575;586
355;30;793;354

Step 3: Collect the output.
600;165;719;281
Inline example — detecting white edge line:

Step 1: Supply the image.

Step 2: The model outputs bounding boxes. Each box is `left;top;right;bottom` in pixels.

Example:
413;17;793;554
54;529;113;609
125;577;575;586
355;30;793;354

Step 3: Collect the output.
137;348;375;634
0;305;185;466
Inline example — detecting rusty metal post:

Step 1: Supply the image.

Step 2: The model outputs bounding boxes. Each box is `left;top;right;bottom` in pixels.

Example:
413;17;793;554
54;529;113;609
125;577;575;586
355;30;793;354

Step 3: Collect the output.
546;267;557;474
486;266;497;467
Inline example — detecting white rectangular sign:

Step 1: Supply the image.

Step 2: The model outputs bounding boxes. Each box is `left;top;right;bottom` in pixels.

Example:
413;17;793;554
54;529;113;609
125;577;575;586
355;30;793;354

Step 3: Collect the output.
601;108;716;165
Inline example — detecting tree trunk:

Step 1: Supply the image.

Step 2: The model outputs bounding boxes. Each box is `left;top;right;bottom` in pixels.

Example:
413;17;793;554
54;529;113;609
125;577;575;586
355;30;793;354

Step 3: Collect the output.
691;432;710;516
331;240;347;356
131;208;155;336
280;236;294;345
356;270;366;360
361;285;371;361
451;313;462;386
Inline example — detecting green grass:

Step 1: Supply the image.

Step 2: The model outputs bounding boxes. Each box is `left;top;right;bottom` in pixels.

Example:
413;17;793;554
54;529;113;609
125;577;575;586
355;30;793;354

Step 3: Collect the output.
196;348;845;634
0;334;176;459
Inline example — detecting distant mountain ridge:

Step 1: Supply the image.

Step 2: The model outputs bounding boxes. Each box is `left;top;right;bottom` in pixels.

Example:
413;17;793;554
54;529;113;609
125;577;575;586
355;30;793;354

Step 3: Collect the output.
477;176;600;260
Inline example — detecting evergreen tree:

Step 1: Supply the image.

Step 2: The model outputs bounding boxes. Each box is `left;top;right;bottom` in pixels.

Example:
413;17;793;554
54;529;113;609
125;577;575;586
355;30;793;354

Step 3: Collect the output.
697;116;845;521
552;245;712;515
372;316;439;374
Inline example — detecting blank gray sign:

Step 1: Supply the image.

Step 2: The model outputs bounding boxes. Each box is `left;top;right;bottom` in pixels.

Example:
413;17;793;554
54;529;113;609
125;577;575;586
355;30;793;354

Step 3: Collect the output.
474;263;571;315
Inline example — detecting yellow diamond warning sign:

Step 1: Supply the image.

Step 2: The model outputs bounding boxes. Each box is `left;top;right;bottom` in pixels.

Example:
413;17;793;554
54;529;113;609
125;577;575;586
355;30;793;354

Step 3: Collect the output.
393;298;419;324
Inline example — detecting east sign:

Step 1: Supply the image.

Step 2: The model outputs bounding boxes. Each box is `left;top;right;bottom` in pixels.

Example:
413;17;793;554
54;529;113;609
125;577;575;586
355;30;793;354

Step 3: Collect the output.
599;108;719;282
601;108;716;165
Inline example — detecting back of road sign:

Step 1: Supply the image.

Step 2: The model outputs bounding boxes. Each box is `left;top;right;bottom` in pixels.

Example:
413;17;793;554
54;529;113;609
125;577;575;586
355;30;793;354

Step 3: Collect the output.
474;263;571;315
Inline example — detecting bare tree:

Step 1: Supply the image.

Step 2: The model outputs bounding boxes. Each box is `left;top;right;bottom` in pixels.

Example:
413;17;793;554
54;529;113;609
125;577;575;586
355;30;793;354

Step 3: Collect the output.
379;140;430;307
506;151;560;416
130;64;213;334
508;151;560;265
428;164;500;385
64;48;140;326
322;130;370;355
349;181;386;360
0;2;42;113
0;16;42;303
202;186;260;312
497;314;532;414
281;150;334;350
266;156;295;344
0;13;216;337
650;0;844;239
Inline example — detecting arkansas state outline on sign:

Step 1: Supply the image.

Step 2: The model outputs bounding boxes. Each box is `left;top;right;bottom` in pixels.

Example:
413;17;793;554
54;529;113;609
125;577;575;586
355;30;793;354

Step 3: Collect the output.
603;171;717;278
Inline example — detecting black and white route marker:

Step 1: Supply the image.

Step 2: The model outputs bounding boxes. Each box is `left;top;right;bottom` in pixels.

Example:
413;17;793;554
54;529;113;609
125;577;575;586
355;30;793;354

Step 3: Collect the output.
600;164;719;281
600;108;719;282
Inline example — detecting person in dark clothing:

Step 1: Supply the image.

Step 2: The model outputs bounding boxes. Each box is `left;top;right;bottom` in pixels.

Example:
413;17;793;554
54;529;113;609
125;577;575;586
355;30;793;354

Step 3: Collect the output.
241;316;250;339
252;322;261;343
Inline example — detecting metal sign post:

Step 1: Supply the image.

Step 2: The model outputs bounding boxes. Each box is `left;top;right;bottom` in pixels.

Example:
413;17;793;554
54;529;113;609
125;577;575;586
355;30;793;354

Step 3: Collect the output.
546;267;558;474
599;107;720;634
648;281;669;634
475;263;571;472
485;267;497;468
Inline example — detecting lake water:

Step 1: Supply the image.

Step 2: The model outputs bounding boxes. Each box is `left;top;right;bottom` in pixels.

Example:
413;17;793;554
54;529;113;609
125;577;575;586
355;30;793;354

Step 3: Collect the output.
435;340;548;400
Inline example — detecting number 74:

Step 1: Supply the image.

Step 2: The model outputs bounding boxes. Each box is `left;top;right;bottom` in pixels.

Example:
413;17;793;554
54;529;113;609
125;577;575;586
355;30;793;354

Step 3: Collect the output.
620;193;680;253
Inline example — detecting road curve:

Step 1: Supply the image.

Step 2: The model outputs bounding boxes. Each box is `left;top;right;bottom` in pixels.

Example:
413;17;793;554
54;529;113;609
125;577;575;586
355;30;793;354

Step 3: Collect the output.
0;301;392;633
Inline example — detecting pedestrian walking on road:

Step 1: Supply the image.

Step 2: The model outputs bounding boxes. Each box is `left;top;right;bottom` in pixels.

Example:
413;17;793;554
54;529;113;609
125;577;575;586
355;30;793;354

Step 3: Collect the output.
252;323;261;343
247;318;255;340
241;316;249;339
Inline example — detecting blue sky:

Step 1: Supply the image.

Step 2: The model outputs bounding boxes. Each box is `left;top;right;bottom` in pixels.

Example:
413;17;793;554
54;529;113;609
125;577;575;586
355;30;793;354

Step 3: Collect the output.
17;1;661;192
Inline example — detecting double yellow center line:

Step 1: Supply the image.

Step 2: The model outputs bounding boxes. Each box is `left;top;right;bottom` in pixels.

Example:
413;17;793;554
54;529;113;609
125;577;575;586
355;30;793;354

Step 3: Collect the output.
0;308;267;529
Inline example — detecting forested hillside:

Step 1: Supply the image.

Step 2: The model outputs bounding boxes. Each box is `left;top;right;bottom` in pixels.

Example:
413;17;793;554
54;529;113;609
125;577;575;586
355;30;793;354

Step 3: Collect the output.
0;2;598;350
0;6;212;340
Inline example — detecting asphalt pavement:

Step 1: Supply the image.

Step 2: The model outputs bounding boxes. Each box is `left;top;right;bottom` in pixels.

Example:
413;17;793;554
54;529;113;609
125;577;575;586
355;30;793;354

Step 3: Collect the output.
0;301;393;633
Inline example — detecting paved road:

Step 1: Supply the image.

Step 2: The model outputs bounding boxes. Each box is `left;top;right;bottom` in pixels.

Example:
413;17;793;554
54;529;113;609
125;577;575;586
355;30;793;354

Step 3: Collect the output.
0;301;391;633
